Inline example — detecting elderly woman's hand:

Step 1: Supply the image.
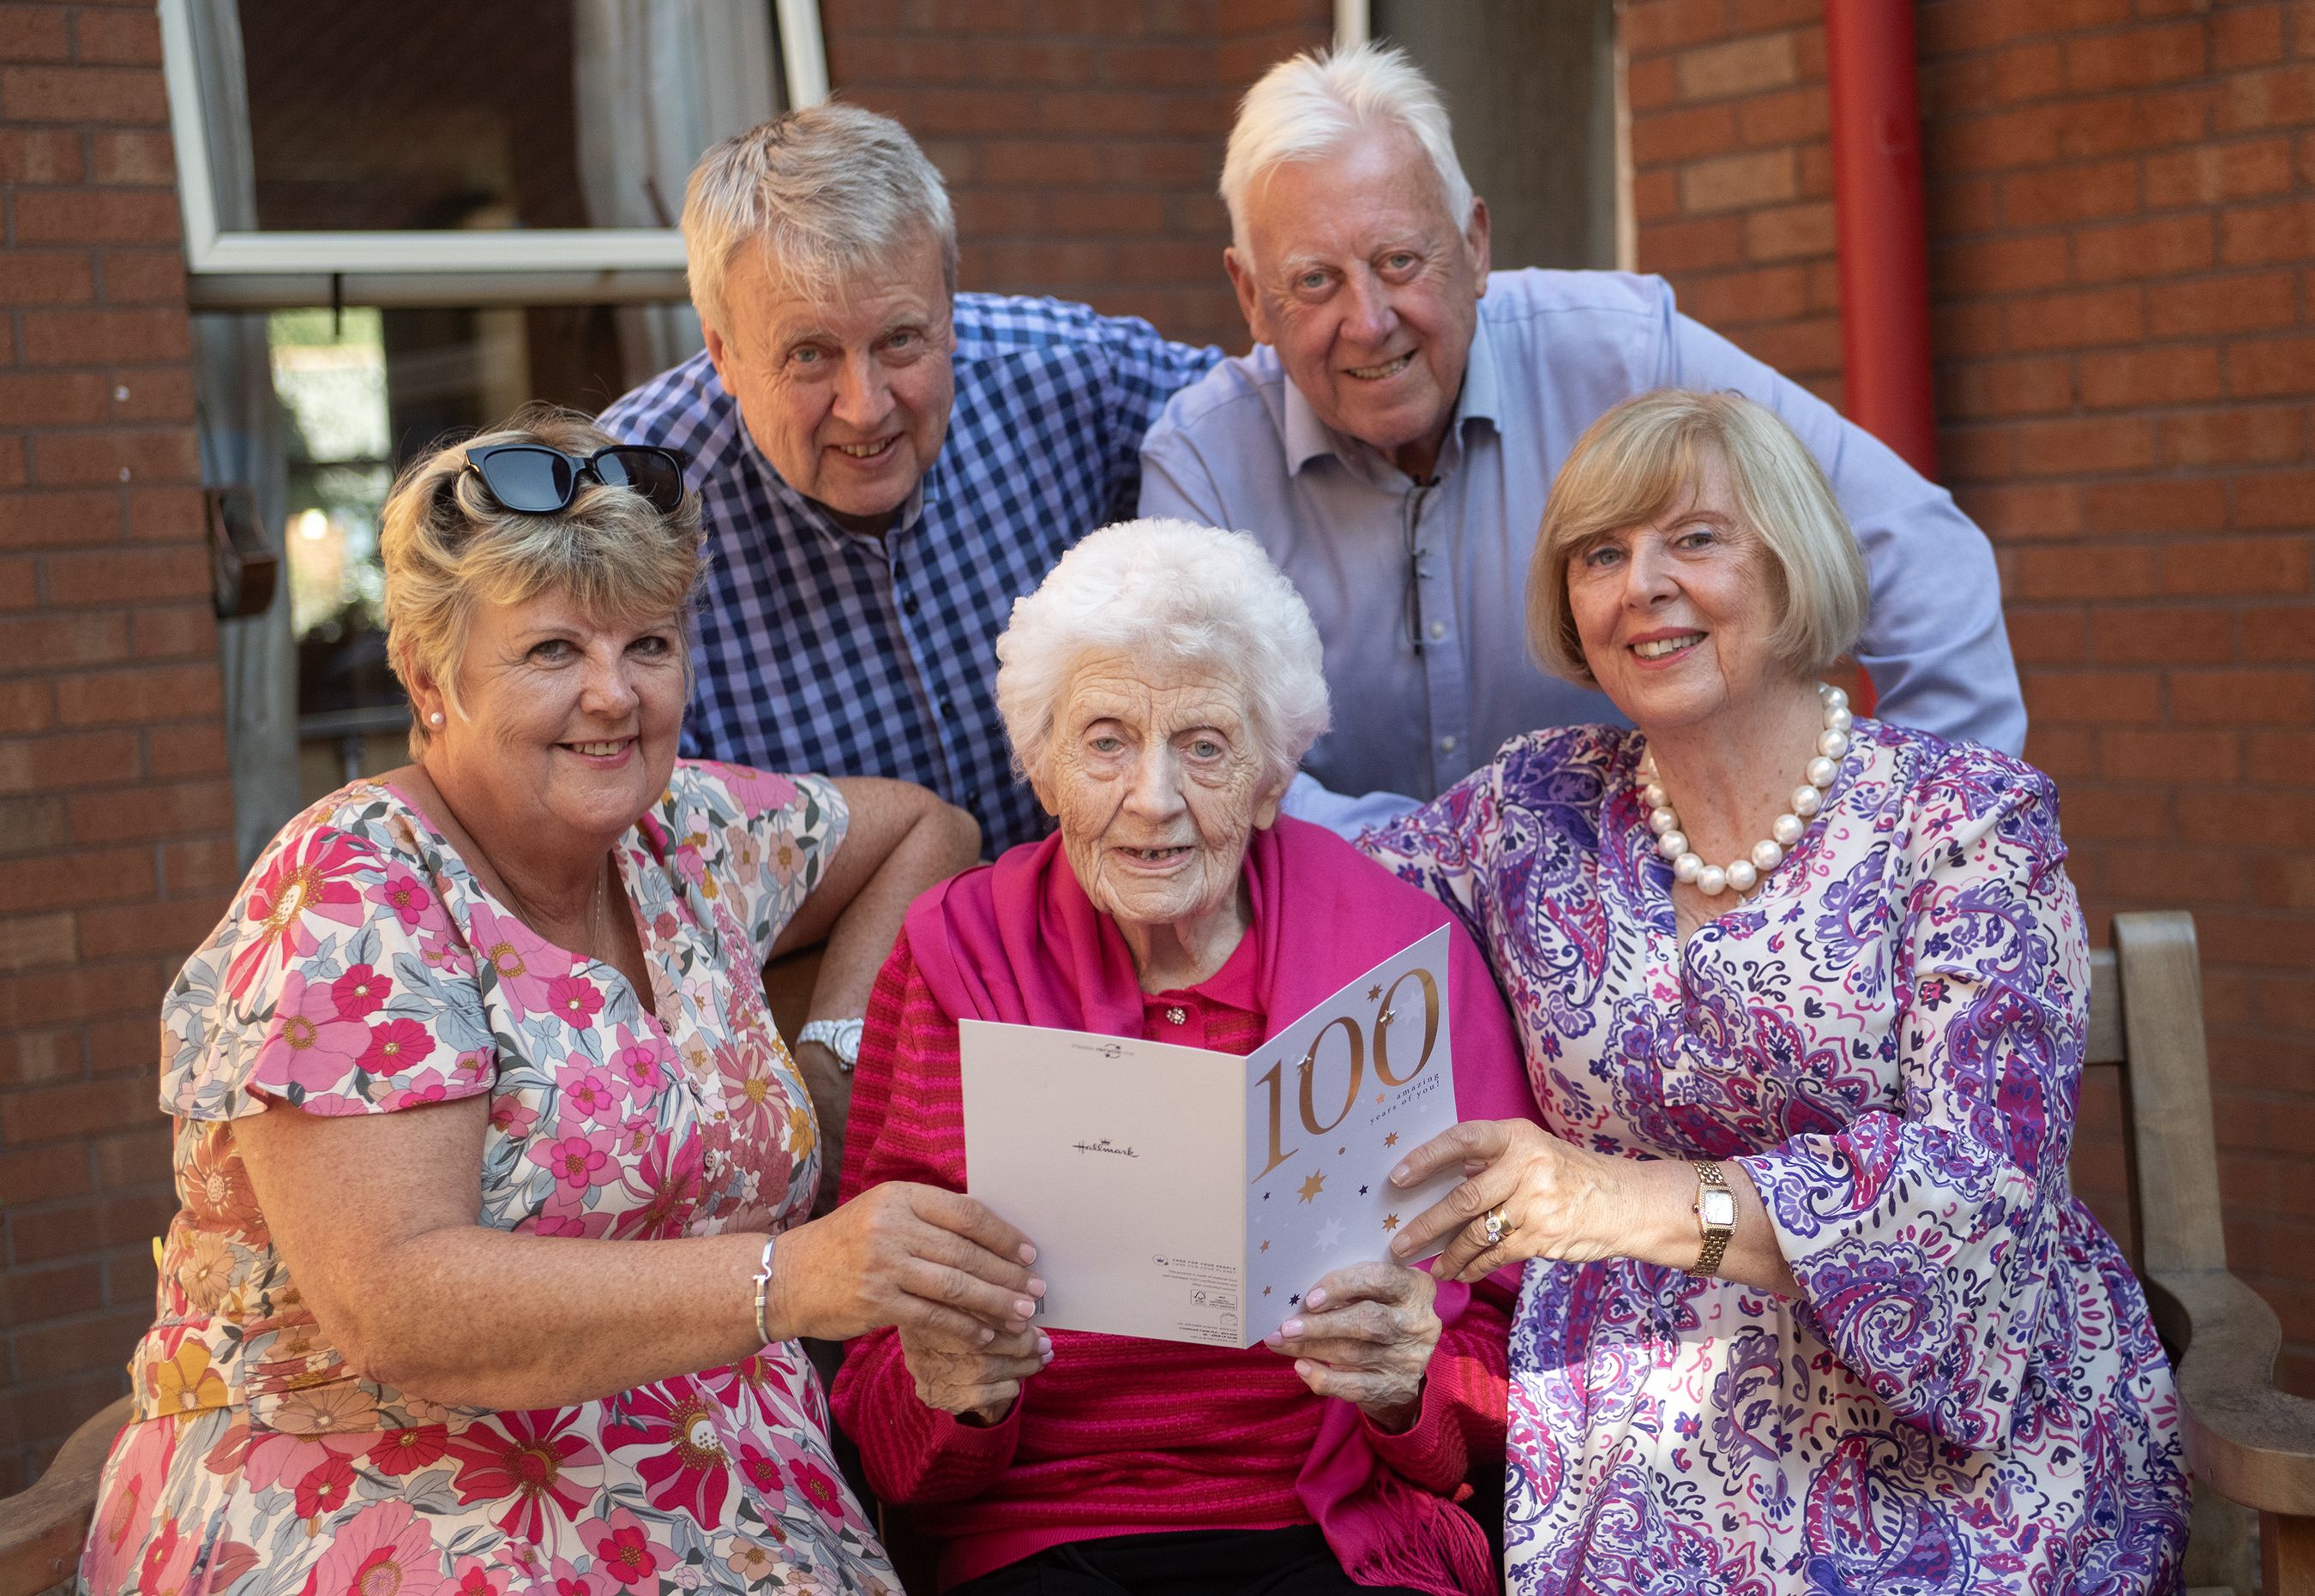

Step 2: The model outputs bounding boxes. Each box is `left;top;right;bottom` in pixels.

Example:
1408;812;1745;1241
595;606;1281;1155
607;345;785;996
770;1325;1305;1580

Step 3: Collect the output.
899;1321;1053;1425
1264;1260;1440;1432
1387;1119;1650;1284
773;1181;1044;1344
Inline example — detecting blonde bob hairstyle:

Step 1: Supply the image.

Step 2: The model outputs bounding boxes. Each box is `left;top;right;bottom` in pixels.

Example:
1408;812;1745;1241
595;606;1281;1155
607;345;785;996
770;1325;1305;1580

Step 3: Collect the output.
1527;388;1868;687
995;519;1332;801
380;406;704;760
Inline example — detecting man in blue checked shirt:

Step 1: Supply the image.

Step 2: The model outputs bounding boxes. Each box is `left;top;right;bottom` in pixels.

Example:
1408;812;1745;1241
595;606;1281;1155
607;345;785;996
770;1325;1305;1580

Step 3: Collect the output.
600;104;1218;863
598;104;1216;1162
1141;45;2027;836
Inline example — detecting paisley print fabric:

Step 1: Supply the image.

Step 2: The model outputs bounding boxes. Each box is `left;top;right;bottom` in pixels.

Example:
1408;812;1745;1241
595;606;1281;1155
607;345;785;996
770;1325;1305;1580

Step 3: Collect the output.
1362;720;2189;1595
81;762;901;1595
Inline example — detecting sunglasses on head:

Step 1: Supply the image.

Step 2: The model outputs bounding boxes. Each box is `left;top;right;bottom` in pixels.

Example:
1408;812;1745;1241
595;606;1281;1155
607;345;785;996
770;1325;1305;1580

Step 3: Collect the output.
460;443;689;517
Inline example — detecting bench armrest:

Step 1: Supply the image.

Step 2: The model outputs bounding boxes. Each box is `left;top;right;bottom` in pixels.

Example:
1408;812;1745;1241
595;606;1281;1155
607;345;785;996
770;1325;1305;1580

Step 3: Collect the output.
2149;1266;2315;1517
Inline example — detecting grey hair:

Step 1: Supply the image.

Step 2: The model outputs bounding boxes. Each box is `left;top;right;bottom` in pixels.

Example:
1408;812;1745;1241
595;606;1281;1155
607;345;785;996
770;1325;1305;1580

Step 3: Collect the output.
995;519;1332;795
682;102;959;336
1220;40;1475;256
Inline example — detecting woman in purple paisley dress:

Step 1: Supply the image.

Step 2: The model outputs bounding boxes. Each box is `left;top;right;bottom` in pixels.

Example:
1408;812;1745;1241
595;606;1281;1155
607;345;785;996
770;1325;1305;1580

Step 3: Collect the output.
78;413;1044;1596
1368;389;2189;1594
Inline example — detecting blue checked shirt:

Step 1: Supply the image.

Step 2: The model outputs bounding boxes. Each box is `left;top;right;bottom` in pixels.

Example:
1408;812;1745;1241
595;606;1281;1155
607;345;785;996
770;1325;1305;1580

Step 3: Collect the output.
599;295;1219;856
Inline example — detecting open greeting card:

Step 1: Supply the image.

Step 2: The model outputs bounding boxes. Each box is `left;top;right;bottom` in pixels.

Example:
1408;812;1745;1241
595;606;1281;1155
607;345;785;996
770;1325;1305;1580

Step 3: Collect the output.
959;927;1459;1347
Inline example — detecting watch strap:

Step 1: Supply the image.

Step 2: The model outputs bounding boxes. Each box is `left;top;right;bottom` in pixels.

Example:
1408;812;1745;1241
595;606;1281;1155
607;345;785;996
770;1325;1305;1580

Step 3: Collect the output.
797;1017;864;1071
1686;1160;1734;1278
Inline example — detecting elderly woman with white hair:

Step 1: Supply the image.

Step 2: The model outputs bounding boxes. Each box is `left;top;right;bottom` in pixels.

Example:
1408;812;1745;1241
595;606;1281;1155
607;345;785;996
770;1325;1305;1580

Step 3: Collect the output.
80;411;1041;1595
831;519;1535;1596
1368;389;2190;1592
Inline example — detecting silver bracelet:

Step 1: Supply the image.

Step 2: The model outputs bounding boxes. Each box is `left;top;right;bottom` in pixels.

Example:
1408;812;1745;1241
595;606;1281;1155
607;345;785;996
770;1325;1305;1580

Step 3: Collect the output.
751;1234;777;1347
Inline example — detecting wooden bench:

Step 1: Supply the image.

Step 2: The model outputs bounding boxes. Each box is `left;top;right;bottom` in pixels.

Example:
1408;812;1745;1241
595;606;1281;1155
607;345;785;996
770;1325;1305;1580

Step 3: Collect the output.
2093;911;2315;1595
4;912;2310;1594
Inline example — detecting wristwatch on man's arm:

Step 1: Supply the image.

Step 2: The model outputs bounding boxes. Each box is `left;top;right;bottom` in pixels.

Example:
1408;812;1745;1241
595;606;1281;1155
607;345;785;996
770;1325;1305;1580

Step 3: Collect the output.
797;1017;863;1072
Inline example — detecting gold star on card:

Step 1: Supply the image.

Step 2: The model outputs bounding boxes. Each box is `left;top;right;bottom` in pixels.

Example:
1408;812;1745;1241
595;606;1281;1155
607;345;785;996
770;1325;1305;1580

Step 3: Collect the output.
1382;1214;1400;1231
1374;1091;1385;1103
1367;984;1383;1000
1264;1285;1272;1295
1297;1169;1326;1203
1384;1131;1399;1147
1260;1239;1270;1251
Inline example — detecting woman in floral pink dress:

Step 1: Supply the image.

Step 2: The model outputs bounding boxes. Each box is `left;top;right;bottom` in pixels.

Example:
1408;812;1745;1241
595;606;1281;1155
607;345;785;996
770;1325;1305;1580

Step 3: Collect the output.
80;414;1039;1596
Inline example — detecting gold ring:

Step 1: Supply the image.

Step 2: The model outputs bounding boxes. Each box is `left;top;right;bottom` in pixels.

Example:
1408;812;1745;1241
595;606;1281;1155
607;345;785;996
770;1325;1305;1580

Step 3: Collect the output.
1482;1207;1508;1246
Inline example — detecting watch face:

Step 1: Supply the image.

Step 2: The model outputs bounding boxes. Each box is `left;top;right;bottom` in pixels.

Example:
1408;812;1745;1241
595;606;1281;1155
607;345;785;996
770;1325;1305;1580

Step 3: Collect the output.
1702;1189;1738;1229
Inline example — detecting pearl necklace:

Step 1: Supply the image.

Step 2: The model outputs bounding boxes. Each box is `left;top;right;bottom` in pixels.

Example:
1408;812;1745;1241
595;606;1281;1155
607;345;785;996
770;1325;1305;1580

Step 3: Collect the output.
1641;682;1853;898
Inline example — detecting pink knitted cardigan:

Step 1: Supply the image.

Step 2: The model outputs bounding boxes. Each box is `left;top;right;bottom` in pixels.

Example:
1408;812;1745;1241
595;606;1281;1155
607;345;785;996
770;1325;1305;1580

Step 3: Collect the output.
831;819;1532;1592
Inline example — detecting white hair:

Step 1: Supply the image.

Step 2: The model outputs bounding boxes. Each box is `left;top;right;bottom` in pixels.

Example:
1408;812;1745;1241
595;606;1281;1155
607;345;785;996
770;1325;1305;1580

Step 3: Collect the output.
682;102;959;336
995;519;1332;795
1220;40;1475;256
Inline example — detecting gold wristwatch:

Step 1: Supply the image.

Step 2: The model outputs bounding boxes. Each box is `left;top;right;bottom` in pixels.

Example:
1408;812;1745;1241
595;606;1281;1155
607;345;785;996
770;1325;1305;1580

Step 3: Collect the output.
1687;1161;1735;1278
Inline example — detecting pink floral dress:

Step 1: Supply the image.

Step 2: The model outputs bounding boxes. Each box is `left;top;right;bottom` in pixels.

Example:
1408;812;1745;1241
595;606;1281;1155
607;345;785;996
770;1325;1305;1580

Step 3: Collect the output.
79;761;901;1596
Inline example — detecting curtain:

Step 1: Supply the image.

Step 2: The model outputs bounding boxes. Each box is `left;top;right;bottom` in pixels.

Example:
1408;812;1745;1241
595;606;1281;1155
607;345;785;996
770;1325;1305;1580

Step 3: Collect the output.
574;0;785;389
187;0;299;867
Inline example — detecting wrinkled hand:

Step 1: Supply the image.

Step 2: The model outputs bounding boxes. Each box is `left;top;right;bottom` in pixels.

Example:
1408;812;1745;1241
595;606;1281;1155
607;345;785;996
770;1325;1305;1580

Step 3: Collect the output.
773;1180;1043;1344
1387;1118;1639;1284
1265;1259;1440;1431
899;1321;1052;1425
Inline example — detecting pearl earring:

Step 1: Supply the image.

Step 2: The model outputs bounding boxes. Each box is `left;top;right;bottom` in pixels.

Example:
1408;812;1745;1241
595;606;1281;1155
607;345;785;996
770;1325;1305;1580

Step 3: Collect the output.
429;711;444;726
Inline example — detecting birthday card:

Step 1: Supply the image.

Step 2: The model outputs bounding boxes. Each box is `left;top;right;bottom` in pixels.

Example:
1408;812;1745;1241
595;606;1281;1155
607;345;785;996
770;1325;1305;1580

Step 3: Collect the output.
959;927;1460;1347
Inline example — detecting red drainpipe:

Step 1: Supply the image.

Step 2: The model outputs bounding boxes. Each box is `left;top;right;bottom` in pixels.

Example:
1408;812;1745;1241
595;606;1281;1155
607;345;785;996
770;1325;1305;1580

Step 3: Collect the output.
1825;1;1936;713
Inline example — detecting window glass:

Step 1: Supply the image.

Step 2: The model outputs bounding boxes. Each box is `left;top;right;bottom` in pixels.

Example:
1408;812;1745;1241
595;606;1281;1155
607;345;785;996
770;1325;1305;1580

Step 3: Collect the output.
227;0;781;236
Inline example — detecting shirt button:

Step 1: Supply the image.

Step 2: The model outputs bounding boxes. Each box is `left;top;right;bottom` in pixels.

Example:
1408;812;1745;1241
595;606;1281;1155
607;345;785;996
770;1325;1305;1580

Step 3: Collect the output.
902;595;920;617
1164;1006;1187;1025
939;696;956;716
1429;621;1446;640
1440;735;1458;753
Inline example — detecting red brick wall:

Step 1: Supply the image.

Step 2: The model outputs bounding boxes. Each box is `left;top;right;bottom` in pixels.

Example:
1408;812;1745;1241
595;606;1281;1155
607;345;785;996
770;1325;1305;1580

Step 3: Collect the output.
1627;0;2315;1391
0;2;227;1487
821;0;1332;353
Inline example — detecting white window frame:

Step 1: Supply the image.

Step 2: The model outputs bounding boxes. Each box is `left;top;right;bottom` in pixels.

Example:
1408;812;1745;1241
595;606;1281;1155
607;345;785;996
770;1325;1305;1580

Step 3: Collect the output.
159;0;827;308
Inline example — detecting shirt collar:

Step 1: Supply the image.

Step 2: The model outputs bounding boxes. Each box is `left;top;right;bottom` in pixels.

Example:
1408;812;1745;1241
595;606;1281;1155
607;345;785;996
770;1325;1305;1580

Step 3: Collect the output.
1282;307;1503;481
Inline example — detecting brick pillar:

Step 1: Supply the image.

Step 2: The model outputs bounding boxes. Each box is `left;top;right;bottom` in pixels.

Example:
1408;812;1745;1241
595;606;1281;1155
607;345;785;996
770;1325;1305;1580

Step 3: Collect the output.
1;1;232;1487
1626;0;2315;1395
821;0;1330;354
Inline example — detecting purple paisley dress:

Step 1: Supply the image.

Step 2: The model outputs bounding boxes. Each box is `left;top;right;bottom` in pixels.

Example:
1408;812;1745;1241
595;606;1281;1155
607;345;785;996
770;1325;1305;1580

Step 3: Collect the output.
1362;720;2188;1596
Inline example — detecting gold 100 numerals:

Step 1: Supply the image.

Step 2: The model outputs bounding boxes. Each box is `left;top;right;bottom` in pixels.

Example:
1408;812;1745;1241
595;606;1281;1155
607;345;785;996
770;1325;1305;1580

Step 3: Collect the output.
1252;967;1440;1182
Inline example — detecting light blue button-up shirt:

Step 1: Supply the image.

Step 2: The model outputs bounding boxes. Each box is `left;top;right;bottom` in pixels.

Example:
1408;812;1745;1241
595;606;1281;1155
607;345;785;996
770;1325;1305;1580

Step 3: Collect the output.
1139;269;2024;834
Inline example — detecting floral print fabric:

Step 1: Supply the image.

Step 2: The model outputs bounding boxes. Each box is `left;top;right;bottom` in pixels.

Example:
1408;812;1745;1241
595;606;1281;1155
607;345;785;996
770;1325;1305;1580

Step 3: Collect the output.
81;762;902;1595
1362;721;2189;1595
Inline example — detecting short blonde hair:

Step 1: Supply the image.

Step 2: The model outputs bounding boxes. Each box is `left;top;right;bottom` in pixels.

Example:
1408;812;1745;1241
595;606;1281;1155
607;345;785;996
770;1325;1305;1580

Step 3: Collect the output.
682;102;958;337
995;519;1331;798
1528;389;1868;685
381;407;704;760
1221;41;1474;257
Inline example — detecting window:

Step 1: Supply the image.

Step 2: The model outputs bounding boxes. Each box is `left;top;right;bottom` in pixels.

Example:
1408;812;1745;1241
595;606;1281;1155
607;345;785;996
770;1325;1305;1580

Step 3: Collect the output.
160;0;827;306
166;1;828;836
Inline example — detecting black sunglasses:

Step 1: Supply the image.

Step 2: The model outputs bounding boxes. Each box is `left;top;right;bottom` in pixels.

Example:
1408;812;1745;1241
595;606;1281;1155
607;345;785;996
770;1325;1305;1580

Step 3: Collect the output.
461;443;689;517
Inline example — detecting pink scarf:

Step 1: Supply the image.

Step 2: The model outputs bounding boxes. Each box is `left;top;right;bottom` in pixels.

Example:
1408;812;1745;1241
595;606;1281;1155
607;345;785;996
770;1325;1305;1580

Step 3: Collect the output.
906;816;1528;1596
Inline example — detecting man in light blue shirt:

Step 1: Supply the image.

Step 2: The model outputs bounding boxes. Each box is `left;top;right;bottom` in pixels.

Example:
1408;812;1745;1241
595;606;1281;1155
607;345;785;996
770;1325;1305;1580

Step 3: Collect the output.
1140;44;2023;834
